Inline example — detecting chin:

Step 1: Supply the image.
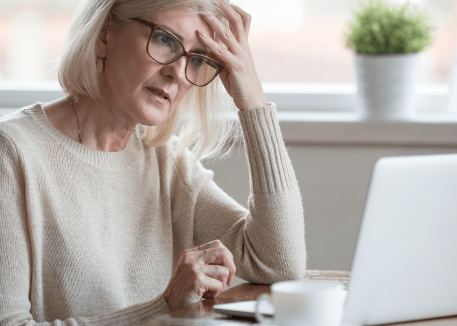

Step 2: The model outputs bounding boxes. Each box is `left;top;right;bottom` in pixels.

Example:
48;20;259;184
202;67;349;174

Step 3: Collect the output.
138;105;174;127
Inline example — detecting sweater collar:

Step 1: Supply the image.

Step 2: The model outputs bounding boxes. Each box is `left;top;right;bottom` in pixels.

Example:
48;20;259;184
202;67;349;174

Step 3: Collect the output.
25;103;143;172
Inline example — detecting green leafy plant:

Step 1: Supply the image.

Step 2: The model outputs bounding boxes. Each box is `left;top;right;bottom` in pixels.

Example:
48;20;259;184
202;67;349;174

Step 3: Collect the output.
345;0;435;55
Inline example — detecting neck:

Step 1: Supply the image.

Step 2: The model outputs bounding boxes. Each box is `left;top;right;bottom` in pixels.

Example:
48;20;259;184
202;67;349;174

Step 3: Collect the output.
73;96;137;152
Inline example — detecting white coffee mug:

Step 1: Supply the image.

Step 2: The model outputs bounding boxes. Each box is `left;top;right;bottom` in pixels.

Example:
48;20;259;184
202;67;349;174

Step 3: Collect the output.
255;280;345;326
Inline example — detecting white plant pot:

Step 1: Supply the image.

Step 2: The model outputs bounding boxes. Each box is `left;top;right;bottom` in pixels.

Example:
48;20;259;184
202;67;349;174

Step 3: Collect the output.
354;53;420;120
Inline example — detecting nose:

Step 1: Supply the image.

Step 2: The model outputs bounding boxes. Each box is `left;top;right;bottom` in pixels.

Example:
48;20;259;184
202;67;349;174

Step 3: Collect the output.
161;56;187;84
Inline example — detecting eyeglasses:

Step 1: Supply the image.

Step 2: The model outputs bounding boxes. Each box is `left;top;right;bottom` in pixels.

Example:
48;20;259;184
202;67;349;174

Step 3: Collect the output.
129;18;224;87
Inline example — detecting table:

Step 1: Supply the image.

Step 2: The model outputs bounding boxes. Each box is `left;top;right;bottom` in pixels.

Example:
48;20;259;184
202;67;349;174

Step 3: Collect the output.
141;270;457;326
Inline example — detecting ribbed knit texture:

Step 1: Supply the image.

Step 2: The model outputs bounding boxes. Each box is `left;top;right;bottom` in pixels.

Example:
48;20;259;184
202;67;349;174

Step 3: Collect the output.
0;103;306;326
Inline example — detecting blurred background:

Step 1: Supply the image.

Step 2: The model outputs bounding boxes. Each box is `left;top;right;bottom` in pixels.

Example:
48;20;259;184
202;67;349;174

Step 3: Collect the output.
0;0;456;86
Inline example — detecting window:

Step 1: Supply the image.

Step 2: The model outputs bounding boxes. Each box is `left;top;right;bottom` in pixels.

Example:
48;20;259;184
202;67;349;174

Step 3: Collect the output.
233;0;457;85
1;0;456;114
0;0;79;82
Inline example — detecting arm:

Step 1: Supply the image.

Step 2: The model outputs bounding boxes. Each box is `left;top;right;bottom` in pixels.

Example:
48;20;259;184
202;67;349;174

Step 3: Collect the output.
193;104;307;284
0;132;169;326
194;2;306;284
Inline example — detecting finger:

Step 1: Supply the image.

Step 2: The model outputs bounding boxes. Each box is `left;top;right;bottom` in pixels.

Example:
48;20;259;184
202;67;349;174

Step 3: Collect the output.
200;246;236;287
182;240;225;255
180;241;236;287
197;31;237;71
231;5;251;36
201;265;229;297
195;272;224;297
200;14;243;55
216;0;246;42
202;290;220;298
202;264;229;287
180;241;230;268
200;246;234;265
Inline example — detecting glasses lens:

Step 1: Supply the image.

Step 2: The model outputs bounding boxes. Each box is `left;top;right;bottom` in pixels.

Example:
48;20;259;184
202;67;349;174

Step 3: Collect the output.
186;55;219;86
148;29;182;63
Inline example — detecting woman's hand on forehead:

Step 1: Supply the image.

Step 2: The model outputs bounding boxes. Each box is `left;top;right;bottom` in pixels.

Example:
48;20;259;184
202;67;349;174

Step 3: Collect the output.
199;0;268;111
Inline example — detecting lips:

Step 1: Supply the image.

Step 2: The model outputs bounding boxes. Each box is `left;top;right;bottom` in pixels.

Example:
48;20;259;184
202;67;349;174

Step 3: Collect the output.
146;87;170;101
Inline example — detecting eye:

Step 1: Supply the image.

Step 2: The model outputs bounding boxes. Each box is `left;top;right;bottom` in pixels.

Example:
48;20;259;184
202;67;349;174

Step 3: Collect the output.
157;34;174;47
190;56;206;67
151;31;180;50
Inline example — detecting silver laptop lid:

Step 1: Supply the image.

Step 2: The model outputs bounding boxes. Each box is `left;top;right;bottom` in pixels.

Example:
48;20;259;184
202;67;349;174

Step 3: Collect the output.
343;154;457;326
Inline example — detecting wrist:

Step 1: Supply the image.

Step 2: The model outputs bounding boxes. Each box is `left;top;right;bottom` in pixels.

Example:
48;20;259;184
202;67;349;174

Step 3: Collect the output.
238;100;269;111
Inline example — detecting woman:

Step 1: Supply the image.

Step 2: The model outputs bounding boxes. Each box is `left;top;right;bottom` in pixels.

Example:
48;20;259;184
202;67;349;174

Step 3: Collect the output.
0;0;306;325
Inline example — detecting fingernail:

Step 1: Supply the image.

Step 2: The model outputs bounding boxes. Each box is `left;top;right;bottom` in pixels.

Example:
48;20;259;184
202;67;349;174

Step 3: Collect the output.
198;32;207;38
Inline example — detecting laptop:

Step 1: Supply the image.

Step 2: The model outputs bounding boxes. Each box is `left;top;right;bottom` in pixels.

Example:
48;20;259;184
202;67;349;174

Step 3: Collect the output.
214;153;457;325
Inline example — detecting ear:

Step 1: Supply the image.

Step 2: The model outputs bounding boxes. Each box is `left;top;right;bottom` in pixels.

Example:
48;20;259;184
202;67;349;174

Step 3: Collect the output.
96;13;112;57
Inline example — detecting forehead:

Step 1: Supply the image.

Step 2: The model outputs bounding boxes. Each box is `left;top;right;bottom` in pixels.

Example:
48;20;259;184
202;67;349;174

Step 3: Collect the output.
152;9;214;42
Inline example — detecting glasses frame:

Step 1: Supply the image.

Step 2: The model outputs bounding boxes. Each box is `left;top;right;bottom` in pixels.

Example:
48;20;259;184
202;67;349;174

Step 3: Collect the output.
129;17;224;87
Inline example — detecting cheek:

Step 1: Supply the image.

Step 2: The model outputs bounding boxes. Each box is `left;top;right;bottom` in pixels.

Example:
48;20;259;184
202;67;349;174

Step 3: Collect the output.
104;59;136;96
105;38;156;94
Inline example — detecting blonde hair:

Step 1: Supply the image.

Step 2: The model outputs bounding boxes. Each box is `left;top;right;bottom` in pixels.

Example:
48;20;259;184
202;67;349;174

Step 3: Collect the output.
58;0;240;162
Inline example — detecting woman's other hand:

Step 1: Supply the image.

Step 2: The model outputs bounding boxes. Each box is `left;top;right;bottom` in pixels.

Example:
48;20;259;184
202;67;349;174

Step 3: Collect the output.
162;240;236;311
198;0;268;111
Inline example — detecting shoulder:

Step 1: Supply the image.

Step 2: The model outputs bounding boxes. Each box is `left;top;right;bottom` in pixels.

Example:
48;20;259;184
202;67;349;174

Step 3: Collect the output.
0;104;59;174
0;128;18;161
0;117;23;173
0;104;44;146
154;135;214;195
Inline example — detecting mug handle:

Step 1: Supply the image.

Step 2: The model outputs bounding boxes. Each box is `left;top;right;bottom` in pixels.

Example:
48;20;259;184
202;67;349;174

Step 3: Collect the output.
255;293;274;324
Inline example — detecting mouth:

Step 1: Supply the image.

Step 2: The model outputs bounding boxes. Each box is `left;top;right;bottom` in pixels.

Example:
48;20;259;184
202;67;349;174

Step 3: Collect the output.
146;87;169;101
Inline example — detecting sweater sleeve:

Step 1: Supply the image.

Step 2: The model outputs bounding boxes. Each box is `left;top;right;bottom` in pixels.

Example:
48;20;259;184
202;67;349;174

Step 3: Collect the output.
193;103;307;284
0;132;169;326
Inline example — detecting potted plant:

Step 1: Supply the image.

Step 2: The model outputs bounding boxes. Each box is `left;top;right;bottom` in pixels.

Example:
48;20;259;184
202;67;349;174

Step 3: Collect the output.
345;0;435;120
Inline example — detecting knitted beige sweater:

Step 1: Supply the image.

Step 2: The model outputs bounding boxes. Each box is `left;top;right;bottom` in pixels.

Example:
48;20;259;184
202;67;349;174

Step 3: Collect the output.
0;103;306;326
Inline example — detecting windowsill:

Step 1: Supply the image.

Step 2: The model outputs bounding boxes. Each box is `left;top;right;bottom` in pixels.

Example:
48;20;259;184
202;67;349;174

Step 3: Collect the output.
276;110;457;123
2;107;457;147
276;111;457;146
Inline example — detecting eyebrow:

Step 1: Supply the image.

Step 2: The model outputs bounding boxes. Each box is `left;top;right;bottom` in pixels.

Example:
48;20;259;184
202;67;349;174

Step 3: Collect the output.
161;24;212;57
